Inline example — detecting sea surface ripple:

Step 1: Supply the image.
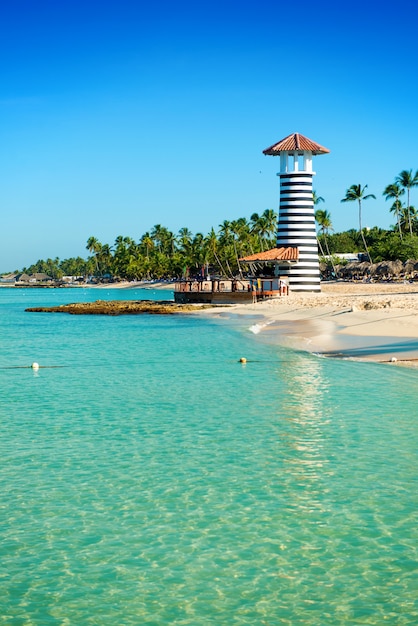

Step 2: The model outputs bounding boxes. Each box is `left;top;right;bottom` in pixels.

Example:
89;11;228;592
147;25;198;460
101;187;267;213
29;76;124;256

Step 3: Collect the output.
1;288;417;625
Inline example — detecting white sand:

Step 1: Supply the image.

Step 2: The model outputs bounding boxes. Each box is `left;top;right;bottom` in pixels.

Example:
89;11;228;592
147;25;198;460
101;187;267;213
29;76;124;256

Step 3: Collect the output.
203;282;418;367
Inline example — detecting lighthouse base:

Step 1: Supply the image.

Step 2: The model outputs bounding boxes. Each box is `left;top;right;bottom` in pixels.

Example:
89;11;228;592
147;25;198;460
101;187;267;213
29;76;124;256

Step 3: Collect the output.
289;284;321;293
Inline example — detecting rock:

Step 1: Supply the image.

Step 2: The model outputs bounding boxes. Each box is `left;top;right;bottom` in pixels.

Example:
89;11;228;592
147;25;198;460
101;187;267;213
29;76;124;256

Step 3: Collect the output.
25;300;212;315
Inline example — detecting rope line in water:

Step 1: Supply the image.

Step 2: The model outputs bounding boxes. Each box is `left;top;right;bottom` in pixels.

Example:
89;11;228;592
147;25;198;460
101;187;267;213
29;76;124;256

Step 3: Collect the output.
8;352;409;370
0;365;67;369
0;359;288;370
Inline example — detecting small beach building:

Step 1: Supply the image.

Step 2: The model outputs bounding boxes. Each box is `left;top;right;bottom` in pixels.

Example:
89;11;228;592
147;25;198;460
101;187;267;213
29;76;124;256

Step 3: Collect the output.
239;246;299;297
174;247;299;303
263;132;330;292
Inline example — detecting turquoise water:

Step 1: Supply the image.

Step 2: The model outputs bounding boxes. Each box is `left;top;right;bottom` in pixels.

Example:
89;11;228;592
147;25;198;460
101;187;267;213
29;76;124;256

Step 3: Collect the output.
1;288;418;625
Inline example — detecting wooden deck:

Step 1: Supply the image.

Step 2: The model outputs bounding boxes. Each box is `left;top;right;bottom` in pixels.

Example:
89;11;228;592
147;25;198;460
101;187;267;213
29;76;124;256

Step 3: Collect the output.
174;278;288;304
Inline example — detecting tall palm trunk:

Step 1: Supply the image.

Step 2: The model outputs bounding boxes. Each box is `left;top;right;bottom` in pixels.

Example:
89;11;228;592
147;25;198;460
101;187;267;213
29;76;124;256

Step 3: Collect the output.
341;184;375;263
323;232;337;276
358;199;372;263
407;189;413;236
317;234;325;257
214;250;228;278
395;202;403;238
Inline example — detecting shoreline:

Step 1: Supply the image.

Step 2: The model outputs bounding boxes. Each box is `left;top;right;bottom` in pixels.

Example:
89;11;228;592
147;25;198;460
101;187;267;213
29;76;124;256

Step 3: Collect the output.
9;279;418;367
200;282;418;368
0;280;175;290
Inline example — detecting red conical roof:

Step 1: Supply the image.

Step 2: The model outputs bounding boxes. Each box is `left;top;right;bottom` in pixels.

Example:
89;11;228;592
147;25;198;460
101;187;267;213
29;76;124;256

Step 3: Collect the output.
263;132;330;155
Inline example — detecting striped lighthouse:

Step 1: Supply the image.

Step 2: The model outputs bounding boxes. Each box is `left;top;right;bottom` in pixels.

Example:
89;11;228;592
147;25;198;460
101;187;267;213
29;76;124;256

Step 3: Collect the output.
263;132;330;292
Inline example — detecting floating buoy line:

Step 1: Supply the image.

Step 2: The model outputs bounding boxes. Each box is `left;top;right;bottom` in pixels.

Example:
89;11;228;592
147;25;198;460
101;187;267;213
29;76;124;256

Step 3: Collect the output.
4;354;407;370
0;364;67;369
0;358;277;371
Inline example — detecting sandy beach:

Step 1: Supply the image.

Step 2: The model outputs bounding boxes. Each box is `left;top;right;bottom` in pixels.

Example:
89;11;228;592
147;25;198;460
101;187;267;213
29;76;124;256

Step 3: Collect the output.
204;282;418;367
87;280;418;366
9;278;418;366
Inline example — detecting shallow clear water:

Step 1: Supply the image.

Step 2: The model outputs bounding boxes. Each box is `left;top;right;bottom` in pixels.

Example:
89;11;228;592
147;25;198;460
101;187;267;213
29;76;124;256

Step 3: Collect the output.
1;288;418;625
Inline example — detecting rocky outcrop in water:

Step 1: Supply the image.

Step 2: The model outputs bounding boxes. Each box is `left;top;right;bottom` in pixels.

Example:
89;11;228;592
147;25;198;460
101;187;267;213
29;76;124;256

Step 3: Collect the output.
25;300;211;315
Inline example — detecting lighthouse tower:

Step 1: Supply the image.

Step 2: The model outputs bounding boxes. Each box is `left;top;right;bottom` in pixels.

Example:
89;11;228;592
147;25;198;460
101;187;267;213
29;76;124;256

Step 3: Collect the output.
263;132;330;292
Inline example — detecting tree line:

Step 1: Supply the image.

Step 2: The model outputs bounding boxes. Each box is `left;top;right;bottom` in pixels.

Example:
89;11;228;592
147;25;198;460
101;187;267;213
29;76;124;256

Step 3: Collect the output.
19;168;418;280
316;168;418;266
22;210;278;280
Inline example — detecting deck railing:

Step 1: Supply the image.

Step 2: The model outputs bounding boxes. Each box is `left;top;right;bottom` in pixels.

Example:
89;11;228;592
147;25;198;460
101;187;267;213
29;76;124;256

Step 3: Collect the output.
175;278;289;297
175;279;251;293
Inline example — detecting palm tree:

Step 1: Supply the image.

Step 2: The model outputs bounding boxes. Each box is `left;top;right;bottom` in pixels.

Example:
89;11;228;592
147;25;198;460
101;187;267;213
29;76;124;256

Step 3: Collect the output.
86;236;102;275
99;244;113;276
399;206;418;234
140;232;154;259
409;206;418;233
315;209;336;275
218;220;232;244
250;213;265;250
218;220;235;277
151;224;174;254
177;227;193;274
205;228;228;277
178;227;193;253
261;209;277;247
250;210;277;251
189;233;207;273
315;209;333;255
389;200;404;237
230;218;250;277
313;192;327;259
395;170;418;235
341;184;376;262
383;183;405;238
313;190;325;206
112;236;135;277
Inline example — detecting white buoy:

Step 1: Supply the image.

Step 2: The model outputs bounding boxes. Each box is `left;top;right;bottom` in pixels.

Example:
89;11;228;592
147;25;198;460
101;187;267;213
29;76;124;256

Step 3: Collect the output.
31;362;40;370
239;357;247;364
390;357;397;363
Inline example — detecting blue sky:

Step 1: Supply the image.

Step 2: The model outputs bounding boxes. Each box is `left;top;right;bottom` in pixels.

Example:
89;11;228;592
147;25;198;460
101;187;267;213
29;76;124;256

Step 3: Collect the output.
1;0;418;271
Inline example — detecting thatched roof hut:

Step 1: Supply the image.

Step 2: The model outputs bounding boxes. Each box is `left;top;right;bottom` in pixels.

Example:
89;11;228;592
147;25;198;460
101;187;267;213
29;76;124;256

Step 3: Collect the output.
404;259;418;275
338;261;372;279
371;260;404;278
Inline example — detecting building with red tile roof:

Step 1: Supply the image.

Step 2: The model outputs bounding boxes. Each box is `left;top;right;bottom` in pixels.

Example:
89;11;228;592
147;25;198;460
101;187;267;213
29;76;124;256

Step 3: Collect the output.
263;132;330;156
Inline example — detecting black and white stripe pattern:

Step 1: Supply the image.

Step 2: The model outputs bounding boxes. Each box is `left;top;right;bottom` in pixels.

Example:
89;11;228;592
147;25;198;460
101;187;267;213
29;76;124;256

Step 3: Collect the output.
276;172;320;292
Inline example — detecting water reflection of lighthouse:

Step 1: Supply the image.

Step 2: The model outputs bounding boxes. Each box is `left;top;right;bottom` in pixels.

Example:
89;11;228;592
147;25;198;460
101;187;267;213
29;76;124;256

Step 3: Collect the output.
263;133;330;292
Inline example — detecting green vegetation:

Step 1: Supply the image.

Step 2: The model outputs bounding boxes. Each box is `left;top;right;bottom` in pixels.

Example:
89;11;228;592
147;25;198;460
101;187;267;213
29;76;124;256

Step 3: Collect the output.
341;184;376;263
11;169;418;280
21;211;278;281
